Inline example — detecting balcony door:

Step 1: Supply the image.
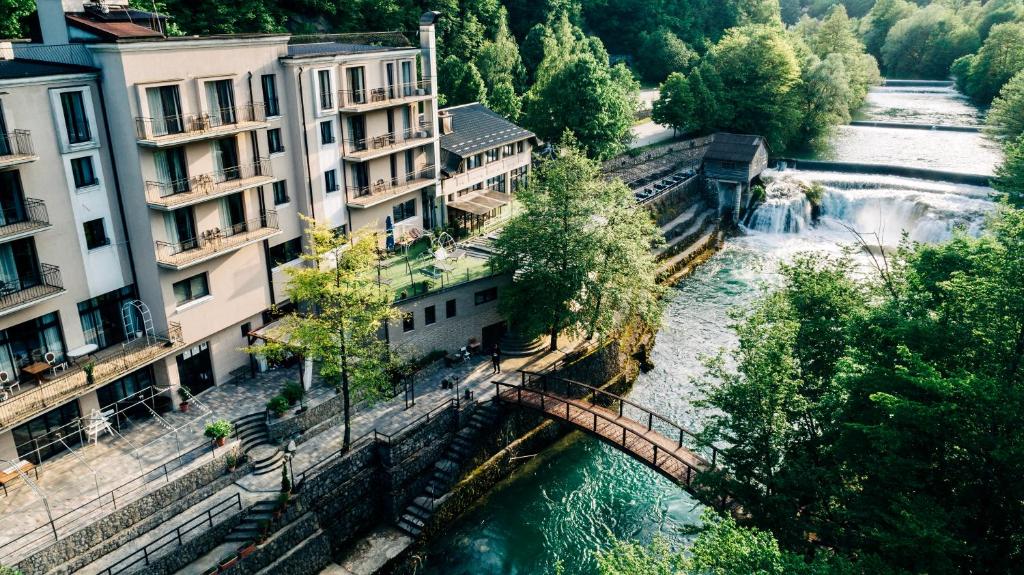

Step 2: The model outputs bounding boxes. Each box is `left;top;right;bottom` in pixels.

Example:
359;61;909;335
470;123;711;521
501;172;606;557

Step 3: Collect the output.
205;79;236;126
386;62;396;99
177;342;214;396
0;311;65;381
12;401;81;465
222;192;247;234
348;115;366;151
145;85;183;136
213;137;240;181
0;238;41;292
155;147;190;194
347;67;365;104
401;61;414;96
168;207;197;251
352;163;369;195
0;101;9;156
0;171;26;227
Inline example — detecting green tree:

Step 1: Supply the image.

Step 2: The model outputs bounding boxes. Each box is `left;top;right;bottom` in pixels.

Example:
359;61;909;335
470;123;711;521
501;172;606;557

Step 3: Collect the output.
493;137;663;350
987;69;1024;139
953;22;1024;103
634;28;696;84
522;54;639;159
485;80;522;120
881;4;980;79
859;0;916;59
249;221;398;449
994;135;1024;206
0;0;34;39
438;55;486;107
975;0;1024;41
475;13;526;94
652;72;695;134
795;52;853;145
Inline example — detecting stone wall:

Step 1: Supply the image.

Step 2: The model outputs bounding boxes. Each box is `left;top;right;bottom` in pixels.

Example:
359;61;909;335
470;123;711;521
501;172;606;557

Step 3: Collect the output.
16;448;246;575
229;512;324;575
267;392;345;444
254;530;332;575
378;405;458;518
137;508;245;575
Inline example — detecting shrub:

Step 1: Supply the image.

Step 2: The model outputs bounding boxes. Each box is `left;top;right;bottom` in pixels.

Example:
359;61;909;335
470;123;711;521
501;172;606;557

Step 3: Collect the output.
204;420;234;440
176;386;192;403
267;395;289;417
281;381;304;406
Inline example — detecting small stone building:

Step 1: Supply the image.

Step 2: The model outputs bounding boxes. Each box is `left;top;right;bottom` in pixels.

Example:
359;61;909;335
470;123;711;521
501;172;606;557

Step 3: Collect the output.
703;133;769;221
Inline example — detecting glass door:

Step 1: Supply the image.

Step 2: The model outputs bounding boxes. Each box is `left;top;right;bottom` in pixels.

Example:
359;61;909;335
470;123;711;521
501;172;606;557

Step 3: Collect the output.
206;79;236;126
171;207;197;251
177;342;214;396
348;67;365;104
213;137;240;181
12;402;82;465
401;61;413;96
386;62;396;98
224;192;247;234
348;115;367;152
0;171;26;227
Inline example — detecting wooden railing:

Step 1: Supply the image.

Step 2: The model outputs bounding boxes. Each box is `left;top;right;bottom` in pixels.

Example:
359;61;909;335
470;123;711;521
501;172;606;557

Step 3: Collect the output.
134;103;267;140
0;323;185;431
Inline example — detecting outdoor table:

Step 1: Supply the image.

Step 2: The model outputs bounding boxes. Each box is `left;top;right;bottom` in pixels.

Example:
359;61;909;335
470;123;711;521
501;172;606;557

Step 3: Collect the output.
67;343;99;364
21;362;51;382
0;460;38;496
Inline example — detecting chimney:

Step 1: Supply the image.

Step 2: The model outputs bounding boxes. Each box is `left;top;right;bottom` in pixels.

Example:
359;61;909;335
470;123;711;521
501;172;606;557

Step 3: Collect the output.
438;110;453;135
36;0;86;45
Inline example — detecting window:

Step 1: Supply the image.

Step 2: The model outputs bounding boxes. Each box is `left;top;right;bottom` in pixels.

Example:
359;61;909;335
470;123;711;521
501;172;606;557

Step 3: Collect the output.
392;198;416;222
402;312;414;332
332;224;347;239
273;180;289;205
71;156;97;188
511;166;529;192
317;69;333;109
517;141;525;154
83;218;109;249
60;91;91;144
467;154;483;170
503;144;515;156
324;169;339;193
446;298;457;318
485;148;499;162
486;175;505;193
261;74;280;117
269;237;302;267
173;273;209;305
320;121;335;145
425;305;436;326
267;128;284;154
475;287;498;305
78;285;136;349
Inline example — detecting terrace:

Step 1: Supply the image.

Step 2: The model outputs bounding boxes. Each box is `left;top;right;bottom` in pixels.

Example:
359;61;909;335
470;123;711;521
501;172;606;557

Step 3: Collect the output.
338;79;433;112
342;123;434;162
134;104;269;148
155;211;281;270
0;264;65;318
346;165;436;209
376;237;498;302
144;159;274;210
0;131;37;169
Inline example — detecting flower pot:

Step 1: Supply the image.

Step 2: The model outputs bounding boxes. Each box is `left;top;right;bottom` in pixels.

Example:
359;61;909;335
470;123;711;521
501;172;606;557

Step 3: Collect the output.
218;556;238;570
179;402;190;413
214;437;226;447
238;543;257;558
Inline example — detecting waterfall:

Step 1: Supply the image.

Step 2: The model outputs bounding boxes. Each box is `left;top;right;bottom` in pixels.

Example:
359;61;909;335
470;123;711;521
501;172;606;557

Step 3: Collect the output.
744;170;994;245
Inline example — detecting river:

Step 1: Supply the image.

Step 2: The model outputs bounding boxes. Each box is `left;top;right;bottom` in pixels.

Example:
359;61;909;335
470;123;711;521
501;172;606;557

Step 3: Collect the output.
415;85;999;575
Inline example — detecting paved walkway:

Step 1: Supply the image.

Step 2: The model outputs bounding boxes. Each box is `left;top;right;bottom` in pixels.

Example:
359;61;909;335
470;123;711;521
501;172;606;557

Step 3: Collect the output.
63;340;580;575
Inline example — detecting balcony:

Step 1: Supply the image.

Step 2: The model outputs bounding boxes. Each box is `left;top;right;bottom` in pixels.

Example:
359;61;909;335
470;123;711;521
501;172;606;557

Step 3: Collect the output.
145;159;274;211
337;80;433;112
0;323;185;432
0;199;51;242
346;165;436;209
155;211;281;270
342;124;434;162
0;131;38;169
135;103;269;148
0;264;65;317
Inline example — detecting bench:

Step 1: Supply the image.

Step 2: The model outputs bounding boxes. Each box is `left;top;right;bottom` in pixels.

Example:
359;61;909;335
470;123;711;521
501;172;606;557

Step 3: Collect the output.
0;460;38;496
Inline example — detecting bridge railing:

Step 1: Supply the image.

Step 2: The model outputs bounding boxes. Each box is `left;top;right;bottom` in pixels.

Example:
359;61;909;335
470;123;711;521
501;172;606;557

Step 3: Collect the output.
518;371;720;467
495;381;708;487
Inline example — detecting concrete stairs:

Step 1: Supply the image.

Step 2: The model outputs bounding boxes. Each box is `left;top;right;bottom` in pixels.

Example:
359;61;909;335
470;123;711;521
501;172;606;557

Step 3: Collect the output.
233;412;283;476
224;499;279;543
395;402;500;537
500;330;546;358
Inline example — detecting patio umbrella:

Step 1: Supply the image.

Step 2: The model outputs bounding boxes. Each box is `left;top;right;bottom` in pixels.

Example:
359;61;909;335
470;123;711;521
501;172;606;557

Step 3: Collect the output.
385;216;395;251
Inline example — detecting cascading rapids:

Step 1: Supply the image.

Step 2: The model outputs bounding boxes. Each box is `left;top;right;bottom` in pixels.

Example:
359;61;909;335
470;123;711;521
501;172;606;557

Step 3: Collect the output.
742;170;994;245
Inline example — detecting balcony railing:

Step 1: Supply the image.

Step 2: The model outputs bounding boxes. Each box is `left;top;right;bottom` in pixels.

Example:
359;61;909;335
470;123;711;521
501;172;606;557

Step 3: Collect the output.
0;263;65;316
0;323;185;431
0;130;37;166
0;199;50;241
338;80;432;109
346;165;436;208
155;211;280;269
134;103;268;143
343;124;434;159
145;159;274;209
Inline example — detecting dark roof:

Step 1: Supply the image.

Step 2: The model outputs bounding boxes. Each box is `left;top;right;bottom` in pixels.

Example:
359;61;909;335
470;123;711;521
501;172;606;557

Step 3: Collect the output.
704;133;768;163
438;103;534;167
0;58;97;80
285;42;408;58
66;13;165;40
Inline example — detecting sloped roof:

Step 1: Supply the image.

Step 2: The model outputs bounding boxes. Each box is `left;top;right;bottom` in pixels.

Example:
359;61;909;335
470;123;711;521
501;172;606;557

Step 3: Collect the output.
0;58;97;80
66;13;164;40
704;133;767;163
439;103;534;161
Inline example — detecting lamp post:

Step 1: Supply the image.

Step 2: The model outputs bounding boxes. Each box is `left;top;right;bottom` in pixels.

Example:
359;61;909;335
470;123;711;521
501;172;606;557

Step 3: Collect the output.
285;440;296;489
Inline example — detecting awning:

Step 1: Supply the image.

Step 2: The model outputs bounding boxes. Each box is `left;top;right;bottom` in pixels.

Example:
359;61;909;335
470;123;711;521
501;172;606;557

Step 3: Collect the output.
447;190;510;216
250;319;294;344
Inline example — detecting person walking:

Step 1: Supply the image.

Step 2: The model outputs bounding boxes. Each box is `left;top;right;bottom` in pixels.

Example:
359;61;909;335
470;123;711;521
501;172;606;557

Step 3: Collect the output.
491;344;501;374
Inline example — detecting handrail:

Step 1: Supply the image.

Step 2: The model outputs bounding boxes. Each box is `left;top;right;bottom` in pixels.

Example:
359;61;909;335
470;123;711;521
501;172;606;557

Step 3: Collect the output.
0;262;63;306
0;437;217;565
516;371;719;466
155;211;279;262
374;398;455;445
0;199;50;233
145;158;273;204
0;130;34;158
338;79;432;107
343;123;433;155
134;102;267;140
495;381;710;486
346;165;436;201
96;492;243;575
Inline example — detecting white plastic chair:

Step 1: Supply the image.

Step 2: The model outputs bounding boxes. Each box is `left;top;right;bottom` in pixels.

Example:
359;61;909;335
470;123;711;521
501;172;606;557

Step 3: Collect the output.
45;352;68;376
0;372;20;394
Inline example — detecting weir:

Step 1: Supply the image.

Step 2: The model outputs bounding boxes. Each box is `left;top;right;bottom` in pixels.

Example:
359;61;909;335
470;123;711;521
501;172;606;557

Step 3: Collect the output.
849;120;981;133
774;158;991;187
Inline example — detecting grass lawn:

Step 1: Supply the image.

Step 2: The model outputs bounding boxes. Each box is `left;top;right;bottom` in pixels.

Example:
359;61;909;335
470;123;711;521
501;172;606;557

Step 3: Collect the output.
375;238;495;301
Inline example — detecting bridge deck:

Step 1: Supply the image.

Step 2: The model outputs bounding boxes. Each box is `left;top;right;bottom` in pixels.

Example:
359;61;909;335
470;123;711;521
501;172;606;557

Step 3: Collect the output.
496;380;713;487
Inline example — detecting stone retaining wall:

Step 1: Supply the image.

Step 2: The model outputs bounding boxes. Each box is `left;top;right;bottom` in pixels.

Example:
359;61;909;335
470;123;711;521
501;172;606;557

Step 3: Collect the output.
137;508;245;575
17;448;246;575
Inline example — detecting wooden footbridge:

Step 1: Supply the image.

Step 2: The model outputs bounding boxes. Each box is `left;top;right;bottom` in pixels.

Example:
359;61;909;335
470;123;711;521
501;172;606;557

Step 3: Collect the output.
495;371;721;493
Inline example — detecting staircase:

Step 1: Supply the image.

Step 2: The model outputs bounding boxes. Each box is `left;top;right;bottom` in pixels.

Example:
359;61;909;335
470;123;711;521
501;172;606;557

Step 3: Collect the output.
224;499;279;543
396;402;500;537
233;412;283;476
500;330;545;358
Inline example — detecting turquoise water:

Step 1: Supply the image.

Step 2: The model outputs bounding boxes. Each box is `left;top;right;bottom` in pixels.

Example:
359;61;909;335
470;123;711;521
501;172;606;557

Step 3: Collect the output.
416;87;995;575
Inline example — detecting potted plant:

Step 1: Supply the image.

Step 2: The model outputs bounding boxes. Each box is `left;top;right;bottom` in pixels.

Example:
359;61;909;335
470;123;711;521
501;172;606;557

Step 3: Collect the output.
218;551;239;570
225;452;240;472
204;420;234;447
257;519;271;544
83;362;95;387
238;542;257;559
281;381;304;407
177;386;192;413
267;395;289;418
